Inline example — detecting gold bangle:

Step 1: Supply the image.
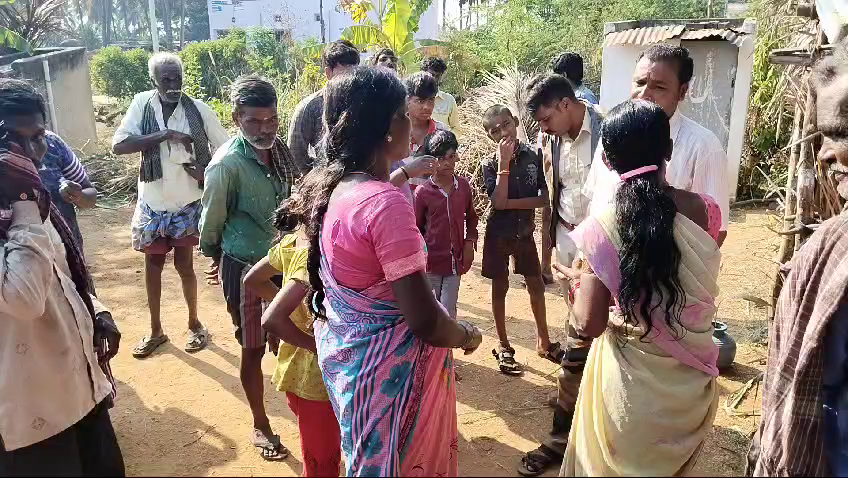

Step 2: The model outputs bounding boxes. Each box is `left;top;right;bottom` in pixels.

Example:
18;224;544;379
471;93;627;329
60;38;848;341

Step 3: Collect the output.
497;170;510;175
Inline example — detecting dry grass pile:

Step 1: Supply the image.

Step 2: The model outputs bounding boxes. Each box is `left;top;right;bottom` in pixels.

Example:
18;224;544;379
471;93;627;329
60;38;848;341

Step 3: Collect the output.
81;152;138;205
455;64;541;220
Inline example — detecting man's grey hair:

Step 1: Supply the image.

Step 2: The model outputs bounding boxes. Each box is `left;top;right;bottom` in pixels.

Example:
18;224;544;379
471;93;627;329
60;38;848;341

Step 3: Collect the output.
148;52;183;79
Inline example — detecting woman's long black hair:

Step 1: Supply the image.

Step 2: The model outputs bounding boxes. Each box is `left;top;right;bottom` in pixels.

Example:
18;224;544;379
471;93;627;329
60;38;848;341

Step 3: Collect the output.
274;66;407;320
601;99;685;339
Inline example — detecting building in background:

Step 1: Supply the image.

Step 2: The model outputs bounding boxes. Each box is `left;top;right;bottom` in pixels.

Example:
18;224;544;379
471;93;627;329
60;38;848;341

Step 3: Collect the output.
208;0;440;43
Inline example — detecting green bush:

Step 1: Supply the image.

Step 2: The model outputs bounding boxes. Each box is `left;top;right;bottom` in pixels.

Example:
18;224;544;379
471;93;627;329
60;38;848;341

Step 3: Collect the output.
441;0;716;98
90;46;151;99
90;28;322;140
180;30;251;101
206;98;234;130
276;60;325;135
179;28;297;102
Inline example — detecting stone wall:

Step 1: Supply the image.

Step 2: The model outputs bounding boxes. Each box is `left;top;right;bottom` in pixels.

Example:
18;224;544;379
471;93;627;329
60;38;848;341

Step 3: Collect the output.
10;47;98;154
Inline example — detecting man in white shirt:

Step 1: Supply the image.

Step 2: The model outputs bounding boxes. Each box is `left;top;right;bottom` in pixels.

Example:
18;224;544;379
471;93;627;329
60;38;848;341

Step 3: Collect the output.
584;44;730;246
421;56;460;131
528;74;603;271
517;74;602;476
0;79;123;475
113;52;230;358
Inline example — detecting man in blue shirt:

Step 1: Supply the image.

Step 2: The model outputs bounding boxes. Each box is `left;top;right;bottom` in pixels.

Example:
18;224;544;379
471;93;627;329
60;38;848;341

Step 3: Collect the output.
550;52;598;105
38;132;98;246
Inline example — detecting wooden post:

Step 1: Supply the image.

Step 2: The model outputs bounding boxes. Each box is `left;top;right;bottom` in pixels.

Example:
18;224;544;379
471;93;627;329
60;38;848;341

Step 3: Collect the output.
319;0;325;43
179;0;185;49
769;98;803;321
796;77;818;247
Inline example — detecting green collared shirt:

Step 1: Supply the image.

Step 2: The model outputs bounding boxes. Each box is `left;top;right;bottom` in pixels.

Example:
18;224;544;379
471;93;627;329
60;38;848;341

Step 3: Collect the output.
199;136;290;264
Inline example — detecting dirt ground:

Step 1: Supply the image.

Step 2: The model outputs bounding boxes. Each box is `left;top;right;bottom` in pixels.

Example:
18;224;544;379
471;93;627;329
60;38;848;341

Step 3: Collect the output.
78;204;777;477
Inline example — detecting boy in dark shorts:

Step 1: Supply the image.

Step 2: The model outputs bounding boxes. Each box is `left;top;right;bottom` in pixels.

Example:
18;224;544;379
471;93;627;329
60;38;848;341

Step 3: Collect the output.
481;105;562;375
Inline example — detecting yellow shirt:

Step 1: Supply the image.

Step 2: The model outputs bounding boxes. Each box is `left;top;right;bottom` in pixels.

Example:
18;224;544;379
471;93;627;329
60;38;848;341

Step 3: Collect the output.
267;234;329;402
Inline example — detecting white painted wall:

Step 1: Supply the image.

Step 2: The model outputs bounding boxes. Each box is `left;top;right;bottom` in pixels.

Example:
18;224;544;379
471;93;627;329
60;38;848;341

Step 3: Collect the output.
726;34;756;200
599;31;757;201
208;0;440;42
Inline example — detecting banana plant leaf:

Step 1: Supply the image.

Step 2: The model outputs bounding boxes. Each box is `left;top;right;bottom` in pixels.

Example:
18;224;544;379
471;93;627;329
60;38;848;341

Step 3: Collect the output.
301;42;324;59
406;0;432;39
341;24;391;51
338;0;374;24
382;0;412;52
0;27;32;54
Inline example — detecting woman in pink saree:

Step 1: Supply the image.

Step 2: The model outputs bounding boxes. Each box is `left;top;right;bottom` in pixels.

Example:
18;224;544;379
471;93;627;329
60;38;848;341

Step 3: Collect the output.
559;100;722;476
277;67;483;477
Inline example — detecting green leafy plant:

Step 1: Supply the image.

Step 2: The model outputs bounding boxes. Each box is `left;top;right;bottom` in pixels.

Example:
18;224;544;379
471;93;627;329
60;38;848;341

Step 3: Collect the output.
307;0;443;71
179;28;297;101
441;0;712;99
736;0;806;200
179;29;251;100
0;26;32;53
0;0;67;48
90;46;151;98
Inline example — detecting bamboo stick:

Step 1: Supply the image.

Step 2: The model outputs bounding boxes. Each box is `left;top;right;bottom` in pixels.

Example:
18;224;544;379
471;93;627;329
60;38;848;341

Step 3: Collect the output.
769;98;803;321
796;77;818;248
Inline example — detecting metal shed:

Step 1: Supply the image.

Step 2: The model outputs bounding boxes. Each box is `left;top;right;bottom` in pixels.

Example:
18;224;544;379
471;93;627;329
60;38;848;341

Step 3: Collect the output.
599;19;758;201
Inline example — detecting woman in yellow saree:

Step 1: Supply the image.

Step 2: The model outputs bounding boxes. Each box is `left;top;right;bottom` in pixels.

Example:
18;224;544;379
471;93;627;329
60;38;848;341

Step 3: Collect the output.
560;100;722;476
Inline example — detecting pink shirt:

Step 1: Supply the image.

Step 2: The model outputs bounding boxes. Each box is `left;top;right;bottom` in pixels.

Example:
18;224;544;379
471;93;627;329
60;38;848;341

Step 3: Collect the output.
321;180;427;301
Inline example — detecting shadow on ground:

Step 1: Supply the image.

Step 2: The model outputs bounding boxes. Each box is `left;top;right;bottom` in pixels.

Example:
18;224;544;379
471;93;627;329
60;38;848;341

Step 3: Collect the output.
112;380;305;476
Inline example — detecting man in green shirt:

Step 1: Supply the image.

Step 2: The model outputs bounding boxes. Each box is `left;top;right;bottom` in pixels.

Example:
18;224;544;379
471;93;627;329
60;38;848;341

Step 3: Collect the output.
199;75;301;461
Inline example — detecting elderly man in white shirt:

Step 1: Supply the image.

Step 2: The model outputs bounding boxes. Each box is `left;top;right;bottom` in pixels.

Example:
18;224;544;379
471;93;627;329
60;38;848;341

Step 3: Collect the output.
0;78;123;475
113;52;229;358
584;44;730;246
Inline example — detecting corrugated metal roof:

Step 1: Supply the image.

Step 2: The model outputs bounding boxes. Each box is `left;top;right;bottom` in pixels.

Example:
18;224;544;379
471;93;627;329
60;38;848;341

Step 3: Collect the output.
603;23;749;47
680;28;744;45
603;25;685;46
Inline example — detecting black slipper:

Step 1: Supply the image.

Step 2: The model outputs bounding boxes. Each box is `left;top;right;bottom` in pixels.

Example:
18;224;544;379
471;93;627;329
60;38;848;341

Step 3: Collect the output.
493;346;522;376
517;445;563;477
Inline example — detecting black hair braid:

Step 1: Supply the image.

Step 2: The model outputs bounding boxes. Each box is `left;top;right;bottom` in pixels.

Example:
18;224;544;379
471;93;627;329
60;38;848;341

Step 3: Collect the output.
304;162;345;320
614;177;686;340
602;99;685;340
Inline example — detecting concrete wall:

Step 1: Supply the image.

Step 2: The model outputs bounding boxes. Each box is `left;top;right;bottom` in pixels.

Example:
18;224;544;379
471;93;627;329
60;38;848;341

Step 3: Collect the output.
11;47;98;154
208;0;440;43
599;32;756;201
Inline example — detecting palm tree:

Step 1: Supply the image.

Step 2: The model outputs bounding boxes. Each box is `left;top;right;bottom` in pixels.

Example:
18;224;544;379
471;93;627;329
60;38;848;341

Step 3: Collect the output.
102;0;113;45
161;0;172;46
0;0;68;48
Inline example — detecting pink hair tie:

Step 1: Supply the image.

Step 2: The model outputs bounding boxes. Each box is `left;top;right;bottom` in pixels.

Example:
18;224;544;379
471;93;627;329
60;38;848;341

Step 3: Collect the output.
619;165;659;181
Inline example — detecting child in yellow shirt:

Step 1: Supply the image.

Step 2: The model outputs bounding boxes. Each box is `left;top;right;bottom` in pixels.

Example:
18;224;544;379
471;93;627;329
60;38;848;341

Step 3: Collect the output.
244;222;340;477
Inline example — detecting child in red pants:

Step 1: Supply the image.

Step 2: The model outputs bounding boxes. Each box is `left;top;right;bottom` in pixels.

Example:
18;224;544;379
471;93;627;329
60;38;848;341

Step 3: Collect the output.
245;222;341;477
